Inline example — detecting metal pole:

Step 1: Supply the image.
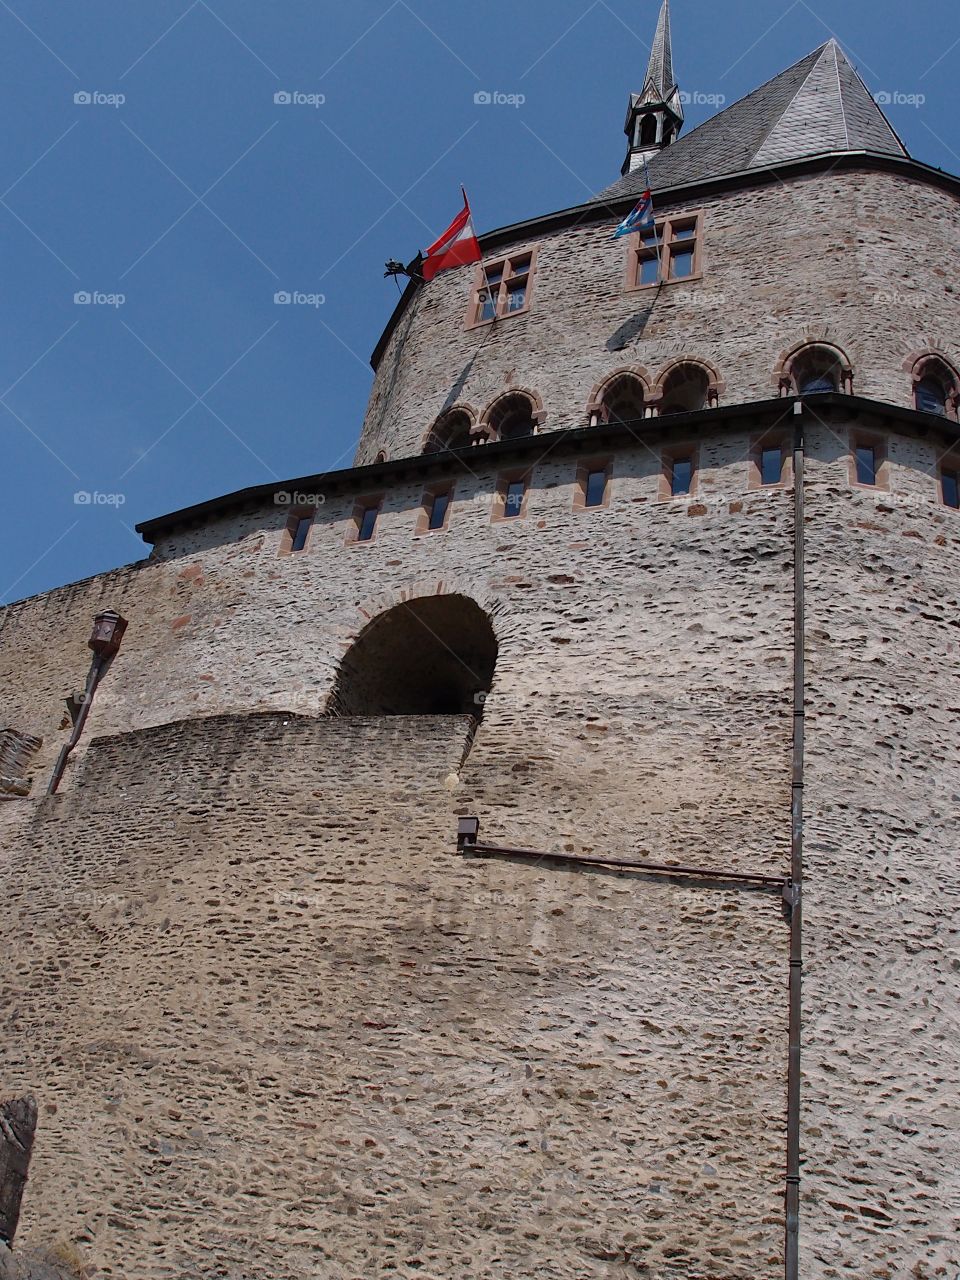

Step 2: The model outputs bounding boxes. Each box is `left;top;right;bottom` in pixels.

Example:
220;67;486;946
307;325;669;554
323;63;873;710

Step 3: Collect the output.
784;404;805;1280
464;840;789;888
46;654;104;795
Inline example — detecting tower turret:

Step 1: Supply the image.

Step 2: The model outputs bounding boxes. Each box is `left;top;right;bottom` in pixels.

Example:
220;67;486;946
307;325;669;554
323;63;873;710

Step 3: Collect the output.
622;0;683;176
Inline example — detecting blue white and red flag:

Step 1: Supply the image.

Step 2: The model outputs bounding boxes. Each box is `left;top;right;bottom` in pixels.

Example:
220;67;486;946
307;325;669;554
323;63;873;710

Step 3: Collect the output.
612;190;655;239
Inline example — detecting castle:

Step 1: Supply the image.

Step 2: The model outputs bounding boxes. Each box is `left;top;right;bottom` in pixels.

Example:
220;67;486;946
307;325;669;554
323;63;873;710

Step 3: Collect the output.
2;4;959;1277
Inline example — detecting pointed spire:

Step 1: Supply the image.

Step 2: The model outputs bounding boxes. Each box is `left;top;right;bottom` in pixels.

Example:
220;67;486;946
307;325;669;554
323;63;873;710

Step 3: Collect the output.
621;0;684;176
643;0;675;101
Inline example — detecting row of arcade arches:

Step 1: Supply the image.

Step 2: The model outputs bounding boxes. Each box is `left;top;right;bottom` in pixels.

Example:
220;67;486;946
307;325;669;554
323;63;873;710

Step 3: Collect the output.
418;344;960;454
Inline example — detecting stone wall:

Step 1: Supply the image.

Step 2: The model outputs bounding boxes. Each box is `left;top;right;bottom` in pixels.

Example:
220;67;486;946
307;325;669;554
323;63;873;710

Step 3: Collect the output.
357;167;960;465
801;423;960;1278
2;711;787;1280
2;408;959;1275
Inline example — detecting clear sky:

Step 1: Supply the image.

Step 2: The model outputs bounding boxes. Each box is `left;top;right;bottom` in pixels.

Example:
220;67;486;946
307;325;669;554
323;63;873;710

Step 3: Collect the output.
1;0;956;603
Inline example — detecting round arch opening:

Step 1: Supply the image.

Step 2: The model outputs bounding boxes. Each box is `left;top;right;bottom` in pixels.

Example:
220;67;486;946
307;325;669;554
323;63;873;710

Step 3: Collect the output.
329;595;498;717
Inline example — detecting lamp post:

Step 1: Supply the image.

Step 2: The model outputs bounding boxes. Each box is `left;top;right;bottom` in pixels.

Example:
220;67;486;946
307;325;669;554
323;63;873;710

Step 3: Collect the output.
46;610;127;795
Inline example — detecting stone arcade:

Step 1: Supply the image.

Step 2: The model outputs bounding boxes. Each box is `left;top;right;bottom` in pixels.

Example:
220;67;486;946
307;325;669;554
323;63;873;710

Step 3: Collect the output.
1;6;959;1278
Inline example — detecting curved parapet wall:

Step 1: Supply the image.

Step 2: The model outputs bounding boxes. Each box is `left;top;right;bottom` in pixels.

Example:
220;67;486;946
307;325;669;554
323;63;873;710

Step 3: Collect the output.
1;402;958;1275
357;161;960;465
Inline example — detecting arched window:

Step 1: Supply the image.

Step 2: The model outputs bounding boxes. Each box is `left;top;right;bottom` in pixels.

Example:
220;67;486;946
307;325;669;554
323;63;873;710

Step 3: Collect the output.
662;125;674;147
424;408;476;454
908;355;960;420
917;377;947;416
328;595;498;718
780;343;852;397
484;392;540;442
639;113;658;146
373;450;387;464
658;363;712;415
589;372;648;425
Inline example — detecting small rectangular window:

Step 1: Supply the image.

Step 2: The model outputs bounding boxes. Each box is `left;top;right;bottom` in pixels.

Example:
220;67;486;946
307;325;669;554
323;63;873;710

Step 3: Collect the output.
669;247;695;279
760;446;783;486
585;469;608;507
855;445;878;486
942;467;960;509
428;491;451;530
638;255;660;286
290;515;312;552
503;479;526;517
671;457;693;496
281;508;316;557
357;505;379;541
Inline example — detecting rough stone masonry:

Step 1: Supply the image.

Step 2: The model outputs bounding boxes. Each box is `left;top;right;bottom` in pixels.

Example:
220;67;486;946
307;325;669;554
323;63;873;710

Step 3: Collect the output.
1;26;960;1280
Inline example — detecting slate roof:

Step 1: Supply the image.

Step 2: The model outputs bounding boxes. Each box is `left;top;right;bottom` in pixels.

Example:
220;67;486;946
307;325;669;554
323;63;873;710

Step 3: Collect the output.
601;39;908;200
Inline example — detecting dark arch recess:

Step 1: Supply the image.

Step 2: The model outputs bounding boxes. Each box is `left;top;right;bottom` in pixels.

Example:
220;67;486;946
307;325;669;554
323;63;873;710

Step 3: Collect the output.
329;595;498;717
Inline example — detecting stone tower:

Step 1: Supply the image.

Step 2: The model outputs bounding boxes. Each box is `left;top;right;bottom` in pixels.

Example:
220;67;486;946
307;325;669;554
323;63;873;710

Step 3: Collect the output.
1;19;959;1280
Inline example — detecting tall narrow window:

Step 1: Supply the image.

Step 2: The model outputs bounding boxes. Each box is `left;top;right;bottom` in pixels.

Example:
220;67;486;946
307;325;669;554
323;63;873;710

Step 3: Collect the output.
750;435;790;490
281;508;316;557
416;485;455;535
349;498;383;545
291;515;312;552
941;467;960;509
628;212;703;290
668;221;698;280
760;446;783;486
636;227;661;287
575;459;613;512
584;469;608;507
671;457;693;496
358;506;378;541
639;113;657;146
504;479;526;517
429;492;450;530
428;491;450;530
855;444;878;487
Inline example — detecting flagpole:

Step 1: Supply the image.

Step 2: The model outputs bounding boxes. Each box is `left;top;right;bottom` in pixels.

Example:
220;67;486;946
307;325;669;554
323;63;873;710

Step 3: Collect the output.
643;158;663;282
464;185;496;324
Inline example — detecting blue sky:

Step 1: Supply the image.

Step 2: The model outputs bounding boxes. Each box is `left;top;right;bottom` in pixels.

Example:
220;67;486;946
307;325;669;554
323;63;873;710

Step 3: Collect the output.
1;0;955;603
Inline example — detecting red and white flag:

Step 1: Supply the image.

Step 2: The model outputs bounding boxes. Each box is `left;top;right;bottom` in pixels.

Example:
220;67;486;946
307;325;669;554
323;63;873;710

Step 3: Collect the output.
422;189;482;281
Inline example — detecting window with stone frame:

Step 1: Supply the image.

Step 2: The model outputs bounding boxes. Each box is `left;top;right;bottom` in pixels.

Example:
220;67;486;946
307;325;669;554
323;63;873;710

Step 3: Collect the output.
491;468;533;523
749;432;792;490
416;483;455;534
347;495;384;545
659;446;699;500
627;211;703;290
279;508;315;556
573;458;613;512
911;356;960;420
848;433;888;491
468;248;537;327
939;456;960;510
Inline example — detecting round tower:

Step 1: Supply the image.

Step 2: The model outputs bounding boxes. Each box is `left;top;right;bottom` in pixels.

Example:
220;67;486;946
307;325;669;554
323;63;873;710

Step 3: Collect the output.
0;19;958;1280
